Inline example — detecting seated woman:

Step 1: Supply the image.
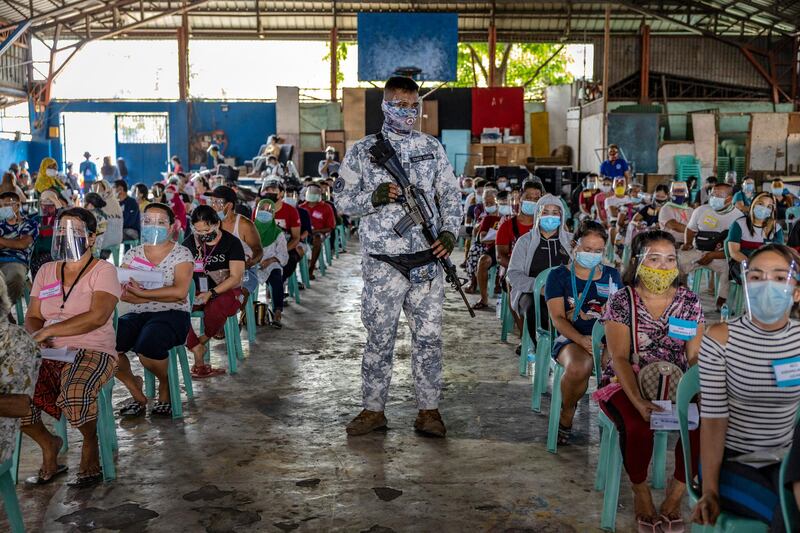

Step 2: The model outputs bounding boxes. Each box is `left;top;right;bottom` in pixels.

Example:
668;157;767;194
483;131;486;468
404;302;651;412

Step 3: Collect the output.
771;178;795;222
114;202;193;417
31;188;67;278
254;199;288;328
182;205;245;378
21;207;121;487
88;180;123;257
727;192;784;283
733;177;757;213
508;194;572;342
693;244;800;532
132;183;149;211
599;229;704;531
545;220;621;444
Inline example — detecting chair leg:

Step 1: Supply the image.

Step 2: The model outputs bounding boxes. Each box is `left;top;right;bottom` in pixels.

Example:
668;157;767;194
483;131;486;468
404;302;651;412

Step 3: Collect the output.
15;299;23;325
546;363;565;454
300;256;310;287
245;295;256;343
531;336;551;413
55;416;68;454
96;385;116;481
144;369;156;399
167;349;183;419
176;346;194;399
0;470;25;533
103;382;118;452
519;319;531;376
223;317;239;374
601;429;622;531
595;422;611;491
11;432;21;485
651;431;668;490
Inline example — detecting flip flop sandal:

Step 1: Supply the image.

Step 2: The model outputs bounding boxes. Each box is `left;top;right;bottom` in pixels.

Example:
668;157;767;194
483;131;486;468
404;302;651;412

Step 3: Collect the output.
119;401;146;417
67;471;103;488
636;518;663;533
150;402;172;417
25;464;68;485
190;364;212;379
472;301;490;310
270;320;283;330
557;424;573;446
660;514;685;533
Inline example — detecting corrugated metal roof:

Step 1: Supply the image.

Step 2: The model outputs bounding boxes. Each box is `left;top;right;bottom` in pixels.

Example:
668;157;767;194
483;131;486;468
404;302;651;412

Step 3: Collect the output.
1;1;796;41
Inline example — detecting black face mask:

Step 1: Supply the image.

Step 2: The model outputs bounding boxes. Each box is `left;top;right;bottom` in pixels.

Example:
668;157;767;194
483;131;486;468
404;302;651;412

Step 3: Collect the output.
197;230;218;243
262;193;279;203
654;199;667;206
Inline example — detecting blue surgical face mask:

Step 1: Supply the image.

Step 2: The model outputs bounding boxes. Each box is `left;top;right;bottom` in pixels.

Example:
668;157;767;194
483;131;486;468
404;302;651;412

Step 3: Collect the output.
576;251;603;269
484;204;498;214
498;204;513;216
216;210;226;221
539;215;561;232
772;187;784;196
462;187;475;195
141;224;169;245
284;197;297;207
0;206;14;219
381;100;418;134
475;192;484;204
521;200;537;216
306;192;322;203
743;183;755;194
753;205;772;220
630;195;642;205
256;211;273;223
709;196;726;211
747;280;795;324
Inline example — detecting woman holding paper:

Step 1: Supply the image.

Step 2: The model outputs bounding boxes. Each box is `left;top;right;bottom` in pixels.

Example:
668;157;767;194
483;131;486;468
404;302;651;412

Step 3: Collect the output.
21;207;121;487
693;244;800;531
182;204;245;378
598;229;704;532
114;202;193;417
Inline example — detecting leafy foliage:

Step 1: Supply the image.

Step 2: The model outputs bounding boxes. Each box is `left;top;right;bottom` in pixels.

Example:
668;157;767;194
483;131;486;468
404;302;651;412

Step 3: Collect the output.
323;41;350;85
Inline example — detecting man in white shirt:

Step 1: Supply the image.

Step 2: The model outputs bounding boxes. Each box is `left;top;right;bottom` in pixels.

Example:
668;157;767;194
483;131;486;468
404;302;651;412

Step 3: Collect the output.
678;182;739;309
658;181;694;245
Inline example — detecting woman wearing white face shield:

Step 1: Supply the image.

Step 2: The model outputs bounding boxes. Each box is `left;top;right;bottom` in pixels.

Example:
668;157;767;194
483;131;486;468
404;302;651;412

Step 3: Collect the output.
19;208;121;487
694;244;800;531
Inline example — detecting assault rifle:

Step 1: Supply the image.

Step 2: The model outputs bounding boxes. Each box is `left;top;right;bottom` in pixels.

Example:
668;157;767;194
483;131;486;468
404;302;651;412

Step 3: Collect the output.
369;132;475;318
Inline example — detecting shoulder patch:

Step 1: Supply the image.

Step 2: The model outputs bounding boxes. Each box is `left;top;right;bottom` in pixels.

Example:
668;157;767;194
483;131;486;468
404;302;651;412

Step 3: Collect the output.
410;153;435;163
334;176;346;193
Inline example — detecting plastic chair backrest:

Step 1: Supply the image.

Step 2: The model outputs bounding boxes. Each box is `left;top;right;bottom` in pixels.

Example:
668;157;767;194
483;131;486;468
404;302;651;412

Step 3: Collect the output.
532;266;556;337
188;279;196;307
677;365;701;502
591;320;605;384
787;206;800;224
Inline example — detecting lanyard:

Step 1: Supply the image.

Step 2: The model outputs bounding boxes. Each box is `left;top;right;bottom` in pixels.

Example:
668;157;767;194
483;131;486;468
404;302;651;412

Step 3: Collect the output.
201;240;220;270
570;261;596;322
59;257;94;310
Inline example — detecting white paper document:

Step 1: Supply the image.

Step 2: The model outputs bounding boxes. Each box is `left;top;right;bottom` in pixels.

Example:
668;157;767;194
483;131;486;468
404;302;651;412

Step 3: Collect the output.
40;347;77;363
483;228;498;242
649;400;699;431
116;267;164;289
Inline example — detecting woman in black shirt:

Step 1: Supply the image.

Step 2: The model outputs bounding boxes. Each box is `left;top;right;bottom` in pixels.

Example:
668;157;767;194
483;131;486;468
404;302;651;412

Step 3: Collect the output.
182;205;245;378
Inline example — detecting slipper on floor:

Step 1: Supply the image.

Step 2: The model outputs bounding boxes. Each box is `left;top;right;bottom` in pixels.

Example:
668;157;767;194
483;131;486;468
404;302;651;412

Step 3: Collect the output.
25;464;68;485
67;472;103;488
636;518;663;533
119;401;145;417
557;423;573;446
150;401;172;417
472;301;491;310
659;514;685;533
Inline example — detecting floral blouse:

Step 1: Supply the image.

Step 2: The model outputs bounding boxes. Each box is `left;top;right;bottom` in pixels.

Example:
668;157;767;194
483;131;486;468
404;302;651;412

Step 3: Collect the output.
600;286;704;386
0;321;40;463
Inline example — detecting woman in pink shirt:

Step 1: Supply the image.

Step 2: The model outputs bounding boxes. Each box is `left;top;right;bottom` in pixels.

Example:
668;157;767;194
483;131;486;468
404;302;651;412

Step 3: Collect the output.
20;207;121;488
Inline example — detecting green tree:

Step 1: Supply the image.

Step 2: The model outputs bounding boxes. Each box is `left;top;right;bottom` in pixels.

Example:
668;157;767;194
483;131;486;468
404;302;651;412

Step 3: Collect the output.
323;41;350;85
455;43;573;99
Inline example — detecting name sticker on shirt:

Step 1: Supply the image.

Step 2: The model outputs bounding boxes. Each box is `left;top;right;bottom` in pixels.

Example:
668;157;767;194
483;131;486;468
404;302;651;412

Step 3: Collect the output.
39;281;61;300
198;276;209;293
596;283;610;298
194;260;205;273
312;211;324;219
667;317;697;340
772;356;800;388
130;257;155;271
410;153;435;163
702;214;719;228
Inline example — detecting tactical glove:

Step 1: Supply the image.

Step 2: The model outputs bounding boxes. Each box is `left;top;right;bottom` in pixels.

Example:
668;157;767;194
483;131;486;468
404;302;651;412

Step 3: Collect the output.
371;182;395;207
436;231;457;255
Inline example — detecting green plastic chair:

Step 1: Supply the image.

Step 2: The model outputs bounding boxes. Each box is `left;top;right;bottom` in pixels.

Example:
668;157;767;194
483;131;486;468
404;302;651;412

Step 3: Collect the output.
690;267;714;295
499;290;514;342
143;345;194;419
288;272;301;304
13;285;29;325
243;291;256;343
677;366;769;532
779;442;798;533
0;453;24;532
519;314;534;376
723;243;745;318
488;265;498;299
531;267;555;413
593;325;669;530
319;238;329;276
299;253;311;287
189;281;244;374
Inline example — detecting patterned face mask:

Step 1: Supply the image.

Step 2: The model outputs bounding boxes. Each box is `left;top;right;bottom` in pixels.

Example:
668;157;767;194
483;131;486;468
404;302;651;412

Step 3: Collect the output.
381;100;418;134
637;264;679;294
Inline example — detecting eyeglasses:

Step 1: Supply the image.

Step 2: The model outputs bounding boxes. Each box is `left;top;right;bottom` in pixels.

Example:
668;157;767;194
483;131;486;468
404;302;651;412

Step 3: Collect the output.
209;198;225;207
142;216;170;226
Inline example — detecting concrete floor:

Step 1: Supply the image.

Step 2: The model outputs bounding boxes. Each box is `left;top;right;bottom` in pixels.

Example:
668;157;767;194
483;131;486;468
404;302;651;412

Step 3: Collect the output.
5;241;696;533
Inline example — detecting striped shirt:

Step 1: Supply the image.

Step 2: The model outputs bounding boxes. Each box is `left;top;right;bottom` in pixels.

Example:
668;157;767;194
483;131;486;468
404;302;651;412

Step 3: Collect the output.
699;316;800;454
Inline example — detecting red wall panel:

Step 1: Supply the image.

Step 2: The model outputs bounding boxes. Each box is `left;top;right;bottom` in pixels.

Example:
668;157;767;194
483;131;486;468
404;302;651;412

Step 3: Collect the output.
470;87;525;137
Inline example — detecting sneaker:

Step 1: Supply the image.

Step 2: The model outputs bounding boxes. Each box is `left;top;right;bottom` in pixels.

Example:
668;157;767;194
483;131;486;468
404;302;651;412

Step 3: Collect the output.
345;409;388;436
414;409;446;438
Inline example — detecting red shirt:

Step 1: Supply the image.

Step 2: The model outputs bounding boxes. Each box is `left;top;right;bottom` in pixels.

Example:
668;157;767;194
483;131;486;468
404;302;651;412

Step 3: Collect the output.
299;201;335;231
594;192;609;222
478;215;501;249
496;216;534;253
274;202;301;232
580;190;598;213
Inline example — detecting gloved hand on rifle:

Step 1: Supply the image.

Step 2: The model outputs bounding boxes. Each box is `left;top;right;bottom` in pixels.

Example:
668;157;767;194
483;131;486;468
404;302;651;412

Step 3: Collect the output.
371;182;401;207
431;231;456;259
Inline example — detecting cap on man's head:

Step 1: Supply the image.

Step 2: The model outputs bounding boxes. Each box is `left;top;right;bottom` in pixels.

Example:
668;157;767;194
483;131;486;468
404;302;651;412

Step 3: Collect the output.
209;185;237;205
83;152;91;158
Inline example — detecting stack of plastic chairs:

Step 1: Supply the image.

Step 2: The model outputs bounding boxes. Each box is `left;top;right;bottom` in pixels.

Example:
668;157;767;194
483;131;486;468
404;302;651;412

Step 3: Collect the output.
675;155;702;182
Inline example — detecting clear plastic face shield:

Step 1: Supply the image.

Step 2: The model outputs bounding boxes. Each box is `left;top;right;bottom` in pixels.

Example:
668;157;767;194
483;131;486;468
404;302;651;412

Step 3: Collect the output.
51;218;92;262
742;256;800;324
140;209;178;245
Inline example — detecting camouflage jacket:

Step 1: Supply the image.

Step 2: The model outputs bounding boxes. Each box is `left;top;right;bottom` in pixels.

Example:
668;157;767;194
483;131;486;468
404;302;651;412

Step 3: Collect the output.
334;129;461;255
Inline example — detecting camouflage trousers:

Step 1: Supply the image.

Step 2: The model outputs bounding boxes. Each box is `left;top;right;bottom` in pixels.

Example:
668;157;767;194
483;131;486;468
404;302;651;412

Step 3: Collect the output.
360;255;444;411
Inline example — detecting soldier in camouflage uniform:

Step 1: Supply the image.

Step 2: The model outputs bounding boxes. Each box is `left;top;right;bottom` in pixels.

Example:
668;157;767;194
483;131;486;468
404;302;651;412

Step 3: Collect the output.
334;76;461;437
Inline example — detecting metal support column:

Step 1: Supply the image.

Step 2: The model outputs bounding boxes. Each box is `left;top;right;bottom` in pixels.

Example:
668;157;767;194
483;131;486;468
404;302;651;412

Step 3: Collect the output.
639;24;651;105
602;4;610;149
177;13;189;101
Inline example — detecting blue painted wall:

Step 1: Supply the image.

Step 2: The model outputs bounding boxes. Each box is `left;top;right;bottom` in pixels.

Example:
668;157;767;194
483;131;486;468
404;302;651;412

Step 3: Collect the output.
38;100;276;174
0;139;29;169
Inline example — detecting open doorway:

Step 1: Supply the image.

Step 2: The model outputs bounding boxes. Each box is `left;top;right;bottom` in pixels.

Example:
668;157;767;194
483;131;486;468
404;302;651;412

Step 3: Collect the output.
60;112;116;178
